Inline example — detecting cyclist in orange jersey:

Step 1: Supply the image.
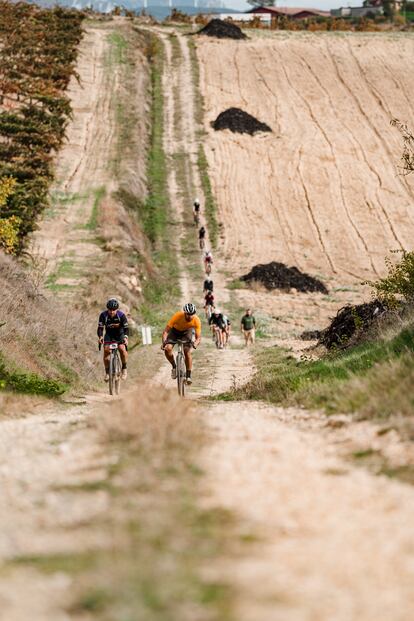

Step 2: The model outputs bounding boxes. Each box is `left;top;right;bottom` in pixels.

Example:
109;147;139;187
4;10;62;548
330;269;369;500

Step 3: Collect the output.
161;303;201;385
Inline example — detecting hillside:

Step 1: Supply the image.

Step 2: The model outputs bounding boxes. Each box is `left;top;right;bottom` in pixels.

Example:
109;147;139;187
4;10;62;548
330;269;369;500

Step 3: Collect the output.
197;31;414;334
0;15;414;621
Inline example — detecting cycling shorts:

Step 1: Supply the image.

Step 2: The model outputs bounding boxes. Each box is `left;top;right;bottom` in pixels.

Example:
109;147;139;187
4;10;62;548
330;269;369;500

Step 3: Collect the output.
165;327;193;346
104;332;126;345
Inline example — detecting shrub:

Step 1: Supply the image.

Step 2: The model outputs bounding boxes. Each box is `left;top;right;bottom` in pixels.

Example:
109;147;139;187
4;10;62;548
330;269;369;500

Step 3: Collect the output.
366;250;414;306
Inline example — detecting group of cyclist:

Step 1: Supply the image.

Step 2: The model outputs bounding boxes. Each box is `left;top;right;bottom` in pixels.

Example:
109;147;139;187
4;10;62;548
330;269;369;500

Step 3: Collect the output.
202;278;231;349
97;198;254;385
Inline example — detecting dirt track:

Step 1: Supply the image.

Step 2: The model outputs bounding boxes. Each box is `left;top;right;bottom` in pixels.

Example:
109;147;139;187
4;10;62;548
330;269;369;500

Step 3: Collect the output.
197;32;414;287
1;23;414;621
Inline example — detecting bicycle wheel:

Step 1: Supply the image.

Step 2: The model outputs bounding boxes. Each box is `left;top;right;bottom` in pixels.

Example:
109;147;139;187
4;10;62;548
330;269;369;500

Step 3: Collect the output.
215;329;220;349
114;351;121;395
176;351;185;397
109;351;115;395
205;263;211;275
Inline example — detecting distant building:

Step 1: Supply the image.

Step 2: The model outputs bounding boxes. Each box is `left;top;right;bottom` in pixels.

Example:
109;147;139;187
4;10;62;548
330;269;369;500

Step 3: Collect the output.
331;0;402;17
363;0;402;10
219;12;272;22
246;6;330;19
330;5;383;17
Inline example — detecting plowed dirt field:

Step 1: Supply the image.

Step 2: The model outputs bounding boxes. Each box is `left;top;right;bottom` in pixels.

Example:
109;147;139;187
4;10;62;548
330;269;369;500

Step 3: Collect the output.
197;32;414;295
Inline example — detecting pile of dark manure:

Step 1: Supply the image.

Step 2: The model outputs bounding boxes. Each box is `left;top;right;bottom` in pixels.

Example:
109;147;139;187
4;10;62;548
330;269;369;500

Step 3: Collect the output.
198;19;247;40
240;261;328;294
212;107;272;136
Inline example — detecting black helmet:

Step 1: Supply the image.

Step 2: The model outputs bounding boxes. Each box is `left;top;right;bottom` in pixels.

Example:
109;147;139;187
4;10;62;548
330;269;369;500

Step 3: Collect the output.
106;298;119;310
183;303;196;315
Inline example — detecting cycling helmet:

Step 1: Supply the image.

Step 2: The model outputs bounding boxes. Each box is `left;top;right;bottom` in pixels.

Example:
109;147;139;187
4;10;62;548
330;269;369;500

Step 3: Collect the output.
213;308;221;314
106;298;119;310
183;303;196;315
194;198;200;206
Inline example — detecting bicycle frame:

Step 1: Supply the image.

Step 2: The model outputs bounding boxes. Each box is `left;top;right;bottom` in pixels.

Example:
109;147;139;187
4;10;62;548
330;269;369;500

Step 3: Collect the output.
175;340;187;397
107;342;121;396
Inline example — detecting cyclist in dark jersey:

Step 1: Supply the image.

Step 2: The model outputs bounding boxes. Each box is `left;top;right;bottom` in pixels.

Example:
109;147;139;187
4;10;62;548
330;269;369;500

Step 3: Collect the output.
209;309;226;349
198;226;206;249
203;278;213;294
97;298;129;382
204;291;215;319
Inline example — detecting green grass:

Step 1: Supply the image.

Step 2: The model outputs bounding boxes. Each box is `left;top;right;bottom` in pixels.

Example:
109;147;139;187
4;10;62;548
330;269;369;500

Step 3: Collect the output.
0;352;66;396
133;31;181;326
84;187;105;230
227;278;246;290
143;35;169;246
46;257;77;291
9;551;101;574
227;325;414;423
188;38;204;129
197;144;219;249
107;32;128;65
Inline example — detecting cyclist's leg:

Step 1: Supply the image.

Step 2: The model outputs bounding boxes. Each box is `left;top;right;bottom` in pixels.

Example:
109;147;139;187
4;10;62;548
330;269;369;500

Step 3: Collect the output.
103;344;110;373
183;345;192;372
118;343;128;366
164;343;175;366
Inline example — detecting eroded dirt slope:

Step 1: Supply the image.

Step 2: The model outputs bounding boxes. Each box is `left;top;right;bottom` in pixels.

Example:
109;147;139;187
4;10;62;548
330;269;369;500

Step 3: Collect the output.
197;32;414;333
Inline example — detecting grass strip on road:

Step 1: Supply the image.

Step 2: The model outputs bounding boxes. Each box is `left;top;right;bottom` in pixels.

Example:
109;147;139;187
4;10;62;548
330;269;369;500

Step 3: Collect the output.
197;144;219;249
8;388;235;620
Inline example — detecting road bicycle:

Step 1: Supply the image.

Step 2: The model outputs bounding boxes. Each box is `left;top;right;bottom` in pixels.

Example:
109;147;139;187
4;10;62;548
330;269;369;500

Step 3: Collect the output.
205;260;212;275
107;342;122;396
175;339;188;397
193;212;200;226
199;237;205;250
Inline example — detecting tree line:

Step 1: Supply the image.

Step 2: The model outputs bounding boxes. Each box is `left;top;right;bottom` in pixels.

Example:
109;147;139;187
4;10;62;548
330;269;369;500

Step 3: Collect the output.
0;1;84;253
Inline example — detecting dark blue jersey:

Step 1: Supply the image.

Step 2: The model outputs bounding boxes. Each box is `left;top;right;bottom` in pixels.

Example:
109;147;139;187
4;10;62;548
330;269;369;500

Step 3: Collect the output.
97;310;129;339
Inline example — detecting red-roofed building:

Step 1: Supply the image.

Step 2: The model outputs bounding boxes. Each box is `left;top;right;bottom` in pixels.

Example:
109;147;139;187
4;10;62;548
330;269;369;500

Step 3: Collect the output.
246;6;330;19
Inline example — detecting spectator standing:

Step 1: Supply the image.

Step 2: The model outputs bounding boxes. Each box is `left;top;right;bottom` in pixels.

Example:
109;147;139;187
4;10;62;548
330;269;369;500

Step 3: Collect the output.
241;308;256;346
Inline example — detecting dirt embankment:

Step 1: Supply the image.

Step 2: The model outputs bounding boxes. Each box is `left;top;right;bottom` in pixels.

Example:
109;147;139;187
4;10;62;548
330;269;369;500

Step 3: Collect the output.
197;32;414;334
29;20;151;313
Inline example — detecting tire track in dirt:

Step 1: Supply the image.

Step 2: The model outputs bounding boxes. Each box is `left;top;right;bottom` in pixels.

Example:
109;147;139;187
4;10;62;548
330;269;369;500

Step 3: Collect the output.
327;40;413;243
292;50;379;275
200;401;414;621
29;25;116;286
312;42;405;265
196;33;414;290
297;145;338;274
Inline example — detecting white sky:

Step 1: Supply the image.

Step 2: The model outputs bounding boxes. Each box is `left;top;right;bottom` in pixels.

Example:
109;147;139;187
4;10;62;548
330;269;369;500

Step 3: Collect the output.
225;0;363;10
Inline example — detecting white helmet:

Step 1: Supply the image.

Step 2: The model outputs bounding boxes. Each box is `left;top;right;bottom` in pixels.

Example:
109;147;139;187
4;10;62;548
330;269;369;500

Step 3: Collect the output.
194;198;200;206
183;302;196;315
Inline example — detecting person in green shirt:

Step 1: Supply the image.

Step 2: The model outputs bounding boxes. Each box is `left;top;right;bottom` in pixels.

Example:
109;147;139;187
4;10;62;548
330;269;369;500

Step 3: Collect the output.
240;308;256;346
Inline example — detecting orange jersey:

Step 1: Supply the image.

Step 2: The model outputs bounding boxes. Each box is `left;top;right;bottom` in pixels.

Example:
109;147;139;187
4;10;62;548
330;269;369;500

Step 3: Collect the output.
167;311;201;337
